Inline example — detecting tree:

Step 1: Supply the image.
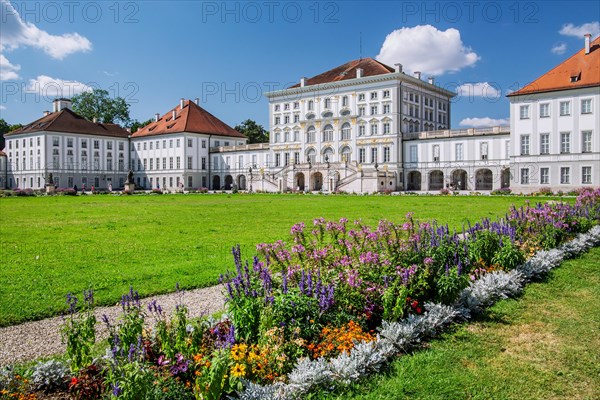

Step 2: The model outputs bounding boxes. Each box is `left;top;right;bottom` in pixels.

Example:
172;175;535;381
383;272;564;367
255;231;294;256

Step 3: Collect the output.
234;119;269;144
71;89;131;126
129;118;154;133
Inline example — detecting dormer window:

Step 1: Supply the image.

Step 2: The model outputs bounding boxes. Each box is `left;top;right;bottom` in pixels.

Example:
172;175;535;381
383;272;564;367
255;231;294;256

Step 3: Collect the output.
570;72;581;83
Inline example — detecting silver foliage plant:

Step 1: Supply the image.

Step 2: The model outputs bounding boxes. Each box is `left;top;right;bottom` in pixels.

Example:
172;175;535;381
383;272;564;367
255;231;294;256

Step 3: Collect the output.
238;227;600;400
31;359;69;392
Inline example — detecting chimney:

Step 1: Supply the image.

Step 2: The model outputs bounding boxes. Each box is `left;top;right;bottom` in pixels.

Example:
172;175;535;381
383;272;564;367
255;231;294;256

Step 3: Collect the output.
428;76;434;85
52;98;72;112
584;33;591;54
356;68;363;78
180;98;185;109
194;97;199;105
395;63;403;73
43;110;50;116
414;71;421;80
154;113;160;122
93;117;97;123
172;110;177;120
300;77;306;87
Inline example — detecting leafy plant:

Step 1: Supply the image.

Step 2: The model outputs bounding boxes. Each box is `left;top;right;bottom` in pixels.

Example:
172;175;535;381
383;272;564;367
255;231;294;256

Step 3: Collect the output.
60;289;96;372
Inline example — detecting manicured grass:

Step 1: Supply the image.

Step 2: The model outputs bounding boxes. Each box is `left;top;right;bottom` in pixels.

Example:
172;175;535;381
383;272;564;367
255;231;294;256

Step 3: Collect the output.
318;246;600;400
0;193;561;326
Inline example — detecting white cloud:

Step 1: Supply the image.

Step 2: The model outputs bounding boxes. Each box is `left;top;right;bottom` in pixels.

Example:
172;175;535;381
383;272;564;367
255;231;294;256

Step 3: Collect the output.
26;75;91;98
559;22;600;38
376;25;480;76
0;54;21;80
456;82;501;99
0;105;6;110
0;0;91;59
459;117;509;128
551;42;567;55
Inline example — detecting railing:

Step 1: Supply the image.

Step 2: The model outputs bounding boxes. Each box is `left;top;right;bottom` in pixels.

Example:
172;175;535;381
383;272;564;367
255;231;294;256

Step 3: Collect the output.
210;143;270;153
403;126;510;140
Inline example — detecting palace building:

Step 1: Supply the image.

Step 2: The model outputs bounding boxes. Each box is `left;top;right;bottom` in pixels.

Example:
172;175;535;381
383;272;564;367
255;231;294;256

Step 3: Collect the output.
2;35;597;193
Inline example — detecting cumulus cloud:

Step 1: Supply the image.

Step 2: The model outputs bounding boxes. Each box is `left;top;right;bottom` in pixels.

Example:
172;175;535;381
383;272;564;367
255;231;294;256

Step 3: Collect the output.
376;25;479;76
456;82;501;99
26;75;91;98
459;117;509;128
0;0;91;59
0;54;21;80
559;22;600;38
551;42;567;55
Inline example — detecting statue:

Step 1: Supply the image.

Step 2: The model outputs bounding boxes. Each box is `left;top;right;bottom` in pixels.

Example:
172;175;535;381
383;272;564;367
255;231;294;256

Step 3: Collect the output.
46;173;54;185
126;170;134;184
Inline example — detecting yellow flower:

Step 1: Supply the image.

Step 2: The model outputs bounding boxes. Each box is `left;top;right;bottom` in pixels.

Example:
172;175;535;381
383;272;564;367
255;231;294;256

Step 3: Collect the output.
231;363;246;378
231;343;248;361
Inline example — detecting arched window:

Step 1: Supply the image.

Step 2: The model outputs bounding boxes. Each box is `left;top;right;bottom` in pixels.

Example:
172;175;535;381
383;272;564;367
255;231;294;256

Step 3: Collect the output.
323;125;333;142
341;123;351;140
341;146;352;162
306;148;316;164
322;147;334;162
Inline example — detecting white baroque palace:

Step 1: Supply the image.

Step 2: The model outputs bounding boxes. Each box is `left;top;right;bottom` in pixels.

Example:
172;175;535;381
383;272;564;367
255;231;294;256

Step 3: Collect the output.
2;35;598;193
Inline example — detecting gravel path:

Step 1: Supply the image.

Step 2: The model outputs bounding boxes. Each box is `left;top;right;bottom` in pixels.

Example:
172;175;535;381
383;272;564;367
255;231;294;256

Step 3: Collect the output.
0;285;226;366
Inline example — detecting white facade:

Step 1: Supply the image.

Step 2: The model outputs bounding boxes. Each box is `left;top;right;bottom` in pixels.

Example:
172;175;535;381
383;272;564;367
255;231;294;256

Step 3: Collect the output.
0;152;6;189
4;131;129;190
509;87;600;192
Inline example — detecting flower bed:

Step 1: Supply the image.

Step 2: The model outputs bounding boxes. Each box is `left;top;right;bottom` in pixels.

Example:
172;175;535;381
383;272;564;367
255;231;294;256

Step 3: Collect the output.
1;188;599;399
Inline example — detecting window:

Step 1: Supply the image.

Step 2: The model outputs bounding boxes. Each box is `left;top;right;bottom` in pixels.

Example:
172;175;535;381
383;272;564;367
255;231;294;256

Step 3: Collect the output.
293;102;299;109
284;131;290;142
275;116;280;125
540;167;549;184
176;139;180;148
169;157;174;169
370;147;378;163
53;137;59;146
119;142;124;151
284;116;290;124
358;93;365;101
540;134;550;154
215;140;220;146
188;176;193;188
306;127;316;143
359;148;366;163
293;130;299;141
143;142;147;150
149;142;153;150
505;140;511;158
560;101;570;116
539;103;550;118
308;100;314;111
323;125;333;142
582;131;592;153
370;105;378;115
324;98;331;109
202;140;206;148
383;147;390;162
582;166;592;184
176;157;181;169
383;122;390;134
370;123;378;135
455;143;463;161
201;157;206;170
284;103;289;110
432;145;440;162
274;132;280;143
274;104;280;111
284;152;290;166
358;125;366;136
341;123;351;140
94;140;99;149
359;107;365;116
67;138;73;147
163;158;166;169
143;159;147;170
169;139;173;148
581;99;592;114
37;137;40;146
519;105;530;119
188;139;193;147
383;90;390;98
155;158;160;170
163;140;167;149
520;168;529;184
560;132;570;153
370;92;377;100
480;142;489;160
275;153;281;167
107;142;113;150
520;135;530;155
383;104;390;114
342;96;348;106
560;167;570;184
294;115;300;123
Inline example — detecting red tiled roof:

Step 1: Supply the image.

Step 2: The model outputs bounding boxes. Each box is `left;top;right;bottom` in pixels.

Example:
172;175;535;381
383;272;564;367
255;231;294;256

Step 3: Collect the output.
133;100;246;139
289;58;395;88
508;36;600;97
6;108;129;138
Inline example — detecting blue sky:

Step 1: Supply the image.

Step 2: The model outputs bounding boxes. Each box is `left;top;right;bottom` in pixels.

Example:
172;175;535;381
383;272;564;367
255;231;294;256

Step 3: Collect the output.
1;0;599;130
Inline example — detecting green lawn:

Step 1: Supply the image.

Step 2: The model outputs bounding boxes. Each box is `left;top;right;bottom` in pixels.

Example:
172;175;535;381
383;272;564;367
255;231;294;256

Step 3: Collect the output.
0;193;559;326
318;246;600;400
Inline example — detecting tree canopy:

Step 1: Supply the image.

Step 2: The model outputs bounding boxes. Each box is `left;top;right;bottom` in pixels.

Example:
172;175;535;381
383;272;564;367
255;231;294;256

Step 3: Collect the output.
129;118;154;133
0;119;23;151
71;89;131;126
234;119;269;144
